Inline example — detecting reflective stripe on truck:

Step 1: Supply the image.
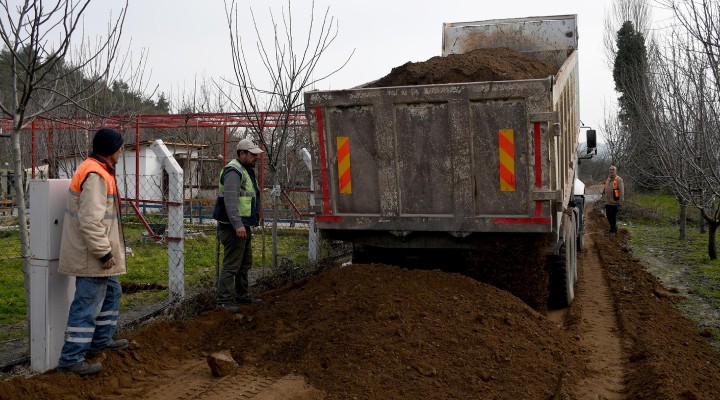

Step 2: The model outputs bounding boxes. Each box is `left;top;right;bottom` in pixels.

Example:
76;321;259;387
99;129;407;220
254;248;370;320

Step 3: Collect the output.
499;129;516;192
493;122;550;225
337;136;352;194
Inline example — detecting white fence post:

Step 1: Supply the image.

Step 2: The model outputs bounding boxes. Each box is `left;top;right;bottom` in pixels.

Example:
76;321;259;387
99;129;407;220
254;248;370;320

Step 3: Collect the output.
150;140;185;300
300;148;318;263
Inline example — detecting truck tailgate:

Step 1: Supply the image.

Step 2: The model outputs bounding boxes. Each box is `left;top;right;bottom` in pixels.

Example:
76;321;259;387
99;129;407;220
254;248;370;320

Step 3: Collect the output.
306;78;559;234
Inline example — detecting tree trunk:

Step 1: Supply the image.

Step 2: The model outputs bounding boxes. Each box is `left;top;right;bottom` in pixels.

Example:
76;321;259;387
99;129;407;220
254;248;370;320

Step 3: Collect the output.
271;176;279;269
709;221;718;260
678;200;687;240
11;128;31;320
700;215;706;234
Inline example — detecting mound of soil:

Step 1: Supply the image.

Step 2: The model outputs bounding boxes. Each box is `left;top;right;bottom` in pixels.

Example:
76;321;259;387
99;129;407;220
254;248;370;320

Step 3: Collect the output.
224;265;581;399
590;208;720;399
365;47;558;87
0;265;582;400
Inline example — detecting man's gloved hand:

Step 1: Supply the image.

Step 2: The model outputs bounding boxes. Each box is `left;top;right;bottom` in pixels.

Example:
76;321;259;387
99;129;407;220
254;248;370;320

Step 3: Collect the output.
102;257;116;269
617;203;622;210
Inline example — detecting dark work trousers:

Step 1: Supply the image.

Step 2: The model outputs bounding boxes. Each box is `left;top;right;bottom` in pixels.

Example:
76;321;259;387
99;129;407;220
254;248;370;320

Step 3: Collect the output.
605;204;619;233
217;224;253;305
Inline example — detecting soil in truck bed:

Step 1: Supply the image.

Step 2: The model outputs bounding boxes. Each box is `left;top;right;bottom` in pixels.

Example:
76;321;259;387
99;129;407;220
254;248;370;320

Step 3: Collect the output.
365;47;559;87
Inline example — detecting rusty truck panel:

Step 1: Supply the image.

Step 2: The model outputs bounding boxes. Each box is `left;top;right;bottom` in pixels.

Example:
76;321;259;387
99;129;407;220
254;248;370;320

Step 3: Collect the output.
306;77;565;235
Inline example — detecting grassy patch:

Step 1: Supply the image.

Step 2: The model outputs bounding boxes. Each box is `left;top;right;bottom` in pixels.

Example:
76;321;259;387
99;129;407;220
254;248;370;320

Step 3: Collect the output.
0;258;26;327
625;192;720;349
122;225;311;285
629;192;703;225
0;222;313;341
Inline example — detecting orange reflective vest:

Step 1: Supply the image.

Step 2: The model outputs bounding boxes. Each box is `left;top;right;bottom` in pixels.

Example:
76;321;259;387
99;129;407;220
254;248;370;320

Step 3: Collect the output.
69;158;118;196
59;157;126;277
603;175;622;203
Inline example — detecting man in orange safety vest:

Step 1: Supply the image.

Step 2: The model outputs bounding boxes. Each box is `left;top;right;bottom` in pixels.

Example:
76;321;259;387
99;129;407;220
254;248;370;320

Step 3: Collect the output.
601;165;624;235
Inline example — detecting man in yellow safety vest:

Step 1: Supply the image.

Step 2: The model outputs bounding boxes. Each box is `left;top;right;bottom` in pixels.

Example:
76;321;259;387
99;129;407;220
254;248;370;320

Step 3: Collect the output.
213;138;264;311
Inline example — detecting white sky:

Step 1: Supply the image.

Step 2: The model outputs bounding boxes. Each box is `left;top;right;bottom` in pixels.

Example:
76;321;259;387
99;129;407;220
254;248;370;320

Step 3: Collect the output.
86;1;617;141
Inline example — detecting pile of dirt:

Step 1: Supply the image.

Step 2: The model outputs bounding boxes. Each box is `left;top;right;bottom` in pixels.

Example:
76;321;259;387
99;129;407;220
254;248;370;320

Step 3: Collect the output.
365;47;558;87
590;207;720;399
221;265;582;399
0;265;582;399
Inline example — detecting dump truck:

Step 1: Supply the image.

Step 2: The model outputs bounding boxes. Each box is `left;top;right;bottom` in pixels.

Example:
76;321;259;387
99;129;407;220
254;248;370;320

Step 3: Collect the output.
304;14;596;308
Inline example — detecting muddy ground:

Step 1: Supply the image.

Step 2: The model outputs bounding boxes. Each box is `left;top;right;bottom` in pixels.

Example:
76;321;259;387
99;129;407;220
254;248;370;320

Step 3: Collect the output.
1;202;720;399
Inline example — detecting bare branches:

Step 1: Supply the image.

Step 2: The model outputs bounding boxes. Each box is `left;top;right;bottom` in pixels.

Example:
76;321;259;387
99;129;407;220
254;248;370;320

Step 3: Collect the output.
0;0;131;126
628;0;720;257
222;0;352;268
223;0;352;170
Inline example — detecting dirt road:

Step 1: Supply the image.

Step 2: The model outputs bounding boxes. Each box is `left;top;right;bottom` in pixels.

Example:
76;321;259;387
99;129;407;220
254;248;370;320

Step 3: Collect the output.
2;204;720;400
558;222;626;398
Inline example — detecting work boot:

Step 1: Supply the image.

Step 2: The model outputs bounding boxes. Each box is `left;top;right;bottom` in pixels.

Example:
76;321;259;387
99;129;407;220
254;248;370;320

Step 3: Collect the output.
216;303;241;313
57;361;103;376
86;339;129;358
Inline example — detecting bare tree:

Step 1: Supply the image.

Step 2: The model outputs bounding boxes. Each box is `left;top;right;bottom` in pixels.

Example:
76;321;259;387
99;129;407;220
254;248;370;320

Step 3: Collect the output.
0;0;130;309
600;103;630;168
223;0;352;267
643;1;720;258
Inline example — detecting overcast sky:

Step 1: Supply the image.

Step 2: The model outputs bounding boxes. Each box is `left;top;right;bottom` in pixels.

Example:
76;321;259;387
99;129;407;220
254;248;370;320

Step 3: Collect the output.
84;1;617;141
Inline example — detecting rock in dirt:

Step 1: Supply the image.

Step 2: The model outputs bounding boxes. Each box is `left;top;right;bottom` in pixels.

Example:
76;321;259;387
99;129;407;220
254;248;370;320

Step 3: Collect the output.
207;350;238;377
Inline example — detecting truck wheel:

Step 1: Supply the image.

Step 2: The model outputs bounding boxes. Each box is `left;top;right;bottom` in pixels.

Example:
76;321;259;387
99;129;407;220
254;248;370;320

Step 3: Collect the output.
548;213;577;308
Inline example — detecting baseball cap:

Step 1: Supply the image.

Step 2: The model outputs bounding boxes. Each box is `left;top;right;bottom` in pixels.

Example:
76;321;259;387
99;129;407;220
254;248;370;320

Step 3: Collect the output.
237;138;263;154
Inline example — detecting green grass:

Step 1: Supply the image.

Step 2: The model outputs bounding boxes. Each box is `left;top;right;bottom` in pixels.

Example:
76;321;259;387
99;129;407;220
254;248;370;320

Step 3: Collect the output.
122;224;310;285
0;230;25;327
625;192;720;348
0;258;26;327
0;221;312;338
630;192;703;225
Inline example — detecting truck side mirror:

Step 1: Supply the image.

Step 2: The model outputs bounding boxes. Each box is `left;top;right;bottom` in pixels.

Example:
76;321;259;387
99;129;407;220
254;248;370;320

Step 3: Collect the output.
586;129;597;149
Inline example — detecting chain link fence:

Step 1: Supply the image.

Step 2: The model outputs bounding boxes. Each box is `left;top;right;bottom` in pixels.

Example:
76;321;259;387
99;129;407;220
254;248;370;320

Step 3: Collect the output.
0;114;352;371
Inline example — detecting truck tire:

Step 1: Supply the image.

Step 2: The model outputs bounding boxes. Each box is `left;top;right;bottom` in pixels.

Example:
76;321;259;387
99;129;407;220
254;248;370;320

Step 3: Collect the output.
548;213;577;308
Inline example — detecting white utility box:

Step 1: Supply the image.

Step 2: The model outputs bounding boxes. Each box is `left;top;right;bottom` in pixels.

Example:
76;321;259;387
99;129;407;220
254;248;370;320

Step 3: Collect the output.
29;179;74;373
29;179;70;260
